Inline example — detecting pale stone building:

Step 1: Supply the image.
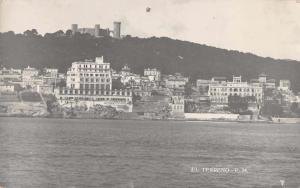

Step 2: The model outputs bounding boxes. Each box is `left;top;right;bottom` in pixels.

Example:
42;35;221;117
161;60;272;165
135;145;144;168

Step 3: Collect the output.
55;57;133;112
278;80;291;92
209;76;263;105
250;73;276;89
144;68;161;81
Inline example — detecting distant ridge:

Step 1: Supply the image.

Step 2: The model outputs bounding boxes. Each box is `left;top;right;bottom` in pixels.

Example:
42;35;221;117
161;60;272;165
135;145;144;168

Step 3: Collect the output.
0;31;299;91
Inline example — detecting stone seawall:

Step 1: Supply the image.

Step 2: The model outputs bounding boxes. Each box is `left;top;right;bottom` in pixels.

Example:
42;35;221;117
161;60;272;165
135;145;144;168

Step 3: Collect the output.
184;113;239;121
272;117;300;124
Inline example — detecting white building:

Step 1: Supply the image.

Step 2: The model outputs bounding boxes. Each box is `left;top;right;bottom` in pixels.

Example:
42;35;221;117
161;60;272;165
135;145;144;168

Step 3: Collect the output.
144;68;161;81
22;66;39;80
55;57;133;112
164;73;189;89
0;67;22;82
21;66;41;88
169;95;185;117
44;68;58;78
120;65;131;76
209;76;263;105
66;57;112;91
196;77;227;95
250;73;276;89
0;83;15;92
278;80;291;92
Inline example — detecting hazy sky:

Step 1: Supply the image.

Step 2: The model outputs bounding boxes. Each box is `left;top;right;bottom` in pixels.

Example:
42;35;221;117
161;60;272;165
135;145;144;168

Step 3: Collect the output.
1;0;300;60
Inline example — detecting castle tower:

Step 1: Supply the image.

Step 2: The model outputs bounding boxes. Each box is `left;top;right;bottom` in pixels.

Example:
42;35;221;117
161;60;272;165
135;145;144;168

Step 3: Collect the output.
113;21;121;39
95;24;100;37
71;24;78;35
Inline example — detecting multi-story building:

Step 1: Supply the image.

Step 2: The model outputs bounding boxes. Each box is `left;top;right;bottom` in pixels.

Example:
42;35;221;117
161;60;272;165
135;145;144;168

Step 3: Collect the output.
278;80;291;92
66;57;112;91
22;66;39;79
120;74;141;87
169;95;185;117
164;73;188;89
209;76;263;105
0;82;15;92
42;68;59;87
21;66;42;88
120;65;132;77
0;67;22;83
250;73;276;89
55;57;133;112
144;68;161;81
196;77;227;95
44;68;58;78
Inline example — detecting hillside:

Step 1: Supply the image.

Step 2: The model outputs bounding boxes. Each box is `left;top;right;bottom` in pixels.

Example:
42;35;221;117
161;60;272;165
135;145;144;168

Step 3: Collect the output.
1;31;300;91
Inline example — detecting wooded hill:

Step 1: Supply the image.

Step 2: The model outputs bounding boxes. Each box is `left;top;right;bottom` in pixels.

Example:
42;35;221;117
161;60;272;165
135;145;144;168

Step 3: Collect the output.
1;30;300;92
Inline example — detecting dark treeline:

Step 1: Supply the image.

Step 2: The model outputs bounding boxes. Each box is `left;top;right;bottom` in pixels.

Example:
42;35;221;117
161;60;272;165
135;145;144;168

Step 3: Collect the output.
1;29;300;92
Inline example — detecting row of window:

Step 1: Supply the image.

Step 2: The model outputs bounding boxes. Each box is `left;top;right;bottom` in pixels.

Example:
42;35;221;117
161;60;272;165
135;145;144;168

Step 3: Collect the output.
67;73;110;77
210;92;262;97
60;89;131;96
211;98;263;103
210;93;262;97
210;88;260;92
172;105;184;110
78;69;110;73
78;78;111;83
79;84;111;90
79;73;109;77
76;64;109;69
60;96;127;102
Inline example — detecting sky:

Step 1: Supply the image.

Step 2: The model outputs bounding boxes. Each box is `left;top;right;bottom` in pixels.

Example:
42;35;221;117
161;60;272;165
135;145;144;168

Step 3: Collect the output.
1;0;300;60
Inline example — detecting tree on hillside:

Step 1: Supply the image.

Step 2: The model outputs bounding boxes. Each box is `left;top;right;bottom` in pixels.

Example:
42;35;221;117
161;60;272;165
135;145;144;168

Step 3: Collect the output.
1;31;300;92
24;29;39;37
66;30;73;37
54;30;65;37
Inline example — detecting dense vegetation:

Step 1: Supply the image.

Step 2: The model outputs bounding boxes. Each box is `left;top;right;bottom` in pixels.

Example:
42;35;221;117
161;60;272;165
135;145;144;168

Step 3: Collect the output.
1;30;300;92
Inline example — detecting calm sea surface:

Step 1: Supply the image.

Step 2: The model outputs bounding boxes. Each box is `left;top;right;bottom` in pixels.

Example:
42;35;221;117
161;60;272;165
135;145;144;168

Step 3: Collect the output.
0;117;299;188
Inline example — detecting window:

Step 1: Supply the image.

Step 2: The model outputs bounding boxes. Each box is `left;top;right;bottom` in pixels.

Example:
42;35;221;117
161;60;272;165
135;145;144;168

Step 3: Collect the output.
101;84;105;90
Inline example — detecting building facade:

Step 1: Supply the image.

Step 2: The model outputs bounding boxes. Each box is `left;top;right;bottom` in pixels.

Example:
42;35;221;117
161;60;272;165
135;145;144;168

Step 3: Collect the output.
56;57;133;112
0;83;15;92
278;80;291;91
71;24;110;37
250;73;276;89
164;73;188;89
0;68;22;83
169;95;185;117
66;57;112;91
144;68;161;81
209;76;263;105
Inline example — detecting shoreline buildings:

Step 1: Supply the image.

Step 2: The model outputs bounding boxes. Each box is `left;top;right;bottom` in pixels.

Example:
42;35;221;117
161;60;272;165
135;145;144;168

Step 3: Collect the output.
55;57;133;112
208;76;263;105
